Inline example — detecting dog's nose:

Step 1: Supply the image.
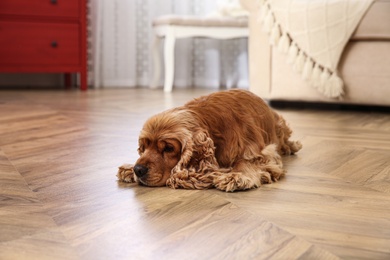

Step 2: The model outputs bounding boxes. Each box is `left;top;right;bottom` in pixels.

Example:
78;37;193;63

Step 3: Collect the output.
134;164;148;178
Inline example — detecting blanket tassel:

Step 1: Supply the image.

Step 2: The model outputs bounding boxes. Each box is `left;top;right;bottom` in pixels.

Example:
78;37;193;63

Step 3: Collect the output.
278;33;290;54
293;50;306;73
320;69;331;94
302;58;314;80
327;73;344;98
263;8;274;33
270;24;281;46
311;63;322;89
287;43;299;64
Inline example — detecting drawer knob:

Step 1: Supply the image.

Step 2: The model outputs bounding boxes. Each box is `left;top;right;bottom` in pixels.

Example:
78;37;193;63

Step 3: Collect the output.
50;0;58;4
51;41;58;48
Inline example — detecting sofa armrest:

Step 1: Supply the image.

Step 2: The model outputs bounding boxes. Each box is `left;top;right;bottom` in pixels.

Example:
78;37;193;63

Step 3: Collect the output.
240;0;272;98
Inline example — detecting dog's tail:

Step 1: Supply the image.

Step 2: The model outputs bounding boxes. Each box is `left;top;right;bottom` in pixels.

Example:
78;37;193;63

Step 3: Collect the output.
274;112;302;155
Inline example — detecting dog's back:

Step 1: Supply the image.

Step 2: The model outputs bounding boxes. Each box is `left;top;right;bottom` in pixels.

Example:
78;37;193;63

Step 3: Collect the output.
184;89;283;167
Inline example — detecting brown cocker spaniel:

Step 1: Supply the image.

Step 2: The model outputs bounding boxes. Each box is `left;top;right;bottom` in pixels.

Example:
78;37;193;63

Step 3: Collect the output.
117;89;302;192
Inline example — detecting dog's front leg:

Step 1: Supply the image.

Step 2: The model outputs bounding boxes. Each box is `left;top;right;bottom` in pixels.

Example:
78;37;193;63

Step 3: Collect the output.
117;164;136;183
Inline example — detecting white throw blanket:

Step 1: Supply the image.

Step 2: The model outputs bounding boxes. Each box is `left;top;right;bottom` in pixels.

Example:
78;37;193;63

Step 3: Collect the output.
257;0;373;98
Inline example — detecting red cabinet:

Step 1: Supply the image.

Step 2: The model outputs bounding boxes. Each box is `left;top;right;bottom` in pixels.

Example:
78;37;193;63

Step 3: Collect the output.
0;0;87;90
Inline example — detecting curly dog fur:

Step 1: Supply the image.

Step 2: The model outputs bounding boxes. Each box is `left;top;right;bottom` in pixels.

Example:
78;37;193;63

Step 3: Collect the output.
117;89;302;192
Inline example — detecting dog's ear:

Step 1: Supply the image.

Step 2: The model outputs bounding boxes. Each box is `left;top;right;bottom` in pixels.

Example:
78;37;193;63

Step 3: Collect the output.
177;129;219;171
167;129;219;189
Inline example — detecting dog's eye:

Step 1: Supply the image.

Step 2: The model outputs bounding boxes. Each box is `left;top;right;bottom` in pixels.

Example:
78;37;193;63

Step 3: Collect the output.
163;145;174;153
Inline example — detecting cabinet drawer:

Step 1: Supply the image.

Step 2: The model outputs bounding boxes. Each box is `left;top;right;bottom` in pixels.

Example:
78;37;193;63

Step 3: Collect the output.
0;0;79;18
0;21;80;67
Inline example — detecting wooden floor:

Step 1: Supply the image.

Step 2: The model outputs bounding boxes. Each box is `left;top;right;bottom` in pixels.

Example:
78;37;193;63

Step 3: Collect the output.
1;88;390;260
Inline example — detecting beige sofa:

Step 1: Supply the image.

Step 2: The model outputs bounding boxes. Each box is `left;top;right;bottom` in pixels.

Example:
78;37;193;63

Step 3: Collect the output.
241;0;390;106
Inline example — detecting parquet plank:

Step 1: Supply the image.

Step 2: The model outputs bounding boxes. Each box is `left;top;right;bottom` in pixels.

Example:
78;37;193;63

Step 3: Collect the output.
225;168;390;258
0;149;79;259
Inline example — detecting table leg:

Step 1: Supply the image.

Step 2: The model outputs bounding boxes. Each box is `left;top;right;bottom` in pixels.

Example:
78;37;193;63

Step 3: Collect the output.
151;36;161;89
164;30;175;93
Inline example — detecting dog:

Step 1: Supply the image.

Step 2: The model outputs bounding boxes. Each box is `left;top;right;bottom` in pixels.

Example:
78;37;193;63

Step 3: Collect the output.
117;89;302;192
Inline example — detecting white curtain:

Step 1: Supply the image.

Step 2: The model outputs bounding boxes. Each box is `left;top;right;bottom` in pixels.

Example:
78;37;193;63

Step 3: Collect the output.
90;0;248;90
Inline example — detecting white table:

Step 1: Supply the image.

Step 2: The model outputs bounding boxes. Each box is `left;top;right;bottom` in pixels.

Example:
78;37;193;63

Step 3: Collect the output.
151;15;248;93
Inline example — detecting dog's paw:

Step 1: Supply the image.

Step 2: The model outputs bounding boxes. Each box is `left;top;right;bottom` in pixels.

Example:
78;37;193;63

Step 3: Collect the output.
117;164;136;183
214;172;259;192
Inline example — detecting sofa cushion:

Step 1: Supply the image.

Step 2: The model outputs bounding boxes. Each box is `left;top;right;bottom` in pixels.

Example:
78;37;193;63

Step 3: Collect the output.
153;15;248;28
352;0;390;40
